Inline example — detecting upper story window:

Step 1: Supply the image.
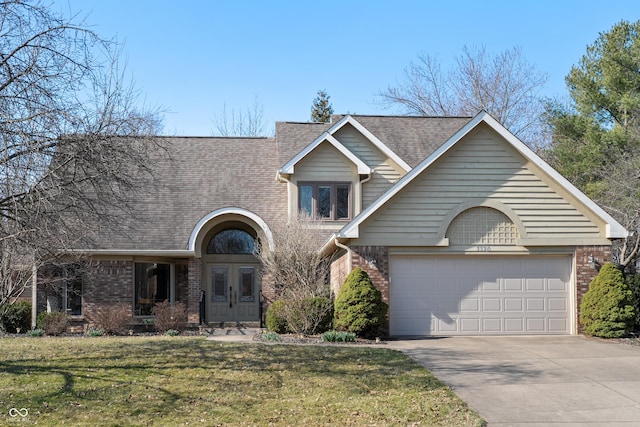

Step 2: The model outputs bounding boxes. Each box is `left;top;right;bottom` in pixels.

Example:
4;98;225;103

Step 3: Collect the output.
299;182;351;220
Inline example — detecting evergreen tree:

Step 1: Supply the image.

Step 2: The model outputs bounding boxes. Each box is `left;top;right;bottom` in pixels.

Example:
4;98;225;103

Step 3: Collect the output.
544;20;640;269
310;90;334;123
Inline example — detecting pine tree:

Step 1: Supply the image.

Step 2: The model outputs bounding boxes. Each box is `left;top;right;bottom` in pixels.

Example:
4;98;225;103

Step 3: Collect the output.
310;90;334;123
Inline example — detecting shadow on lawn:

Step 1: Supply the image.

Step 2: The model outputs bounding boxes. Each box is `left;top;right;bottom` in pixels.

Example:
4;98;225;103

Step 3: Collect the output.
0;337;446;403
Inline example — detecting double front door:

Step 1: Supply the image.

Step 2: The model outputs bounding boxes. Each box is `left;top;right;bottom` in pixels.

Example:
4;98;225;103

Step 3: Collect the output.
205;262;260;323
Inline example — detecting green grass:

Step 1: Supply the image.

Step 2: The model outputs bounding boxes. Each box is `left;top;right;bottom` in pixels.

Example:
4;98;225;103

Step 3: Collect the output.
0;336;484;426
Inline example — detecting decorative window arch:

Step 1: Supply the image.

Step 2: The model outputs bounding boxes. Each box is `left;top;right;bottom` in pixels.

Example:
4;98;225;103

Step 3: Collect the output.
206;228;256;254
447;207;518;245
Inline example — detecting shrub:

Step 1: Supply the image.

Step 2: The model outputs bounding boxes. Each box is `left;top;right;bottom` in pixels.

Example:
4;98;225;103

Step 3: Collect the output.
87;328;104;337
164;329;180;336
27;329;43;337
265;300;289;333
322;330;356;343
334;267;388;338
152;301;187;333
580;263;636;338
625;273;640;332
0;301;31;333
36;311;68;336
286;296;334;335
93;304;131;335
263;331;280;341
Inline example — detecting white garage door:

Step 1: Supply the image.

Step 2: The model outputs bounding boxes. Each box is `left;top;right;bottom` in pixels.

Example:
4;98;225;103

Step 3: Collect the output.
389;255;572;336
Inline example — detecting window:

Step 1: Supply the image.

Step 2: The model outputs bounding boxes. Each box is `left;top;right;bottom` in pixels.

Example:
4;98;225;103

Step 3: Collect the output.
299;182;351;220
46;265;83;316
134;263;170;316
206;229;256;254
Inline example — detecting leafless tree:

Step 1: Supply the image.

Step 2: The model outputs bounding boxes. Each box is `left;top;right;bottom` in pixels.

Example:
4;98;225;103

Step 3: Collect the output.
0;1;163;310
256;213;334;334
212;96;270;136
378;45;549;146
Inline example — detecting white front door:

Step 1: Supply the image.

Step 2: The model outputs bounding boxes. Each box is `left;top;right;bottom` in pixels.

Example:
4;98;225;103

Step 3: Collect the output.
206;263;260;323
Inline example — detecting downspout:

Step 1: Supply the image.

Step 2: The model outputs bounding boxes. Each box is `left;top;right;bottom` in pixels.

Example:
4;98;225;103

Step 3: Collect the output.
333;237;352;273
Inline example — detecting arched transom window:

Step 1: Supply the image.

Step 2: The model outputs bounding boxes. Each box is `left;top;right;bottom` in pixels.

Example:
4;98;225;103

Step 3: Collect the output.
206;229;256;254
447;207;518;245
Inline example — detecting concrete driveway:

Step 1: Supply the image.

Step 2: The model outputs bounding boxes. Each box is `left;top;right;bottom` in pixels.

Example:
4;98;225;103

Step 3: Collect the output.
389;336;640;426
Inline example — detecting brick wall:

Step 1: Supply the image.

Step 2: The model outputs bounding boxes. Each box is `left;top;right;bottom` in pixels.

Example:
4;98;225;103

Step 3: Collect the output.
575;245;611;333
350;246;390;303
187;258;202;324
83;260;133;325
330;250;350;295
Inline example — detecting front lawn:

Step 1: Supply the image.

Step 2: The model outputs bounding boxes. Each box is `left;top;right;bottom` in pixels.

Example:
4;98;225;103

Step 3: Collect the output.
0;336;484;426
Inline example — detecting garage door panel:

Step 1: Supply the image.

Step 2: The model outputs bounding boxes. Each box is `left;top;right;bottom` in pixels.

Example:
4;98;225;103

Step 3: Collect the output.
390;255;572;336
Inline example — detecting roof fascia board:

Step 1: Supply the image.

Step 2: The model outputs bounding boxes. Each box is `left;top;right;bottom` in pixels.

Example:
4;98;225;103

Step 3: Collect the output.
329;115;411;172
280;131;371;175
339;111;627;239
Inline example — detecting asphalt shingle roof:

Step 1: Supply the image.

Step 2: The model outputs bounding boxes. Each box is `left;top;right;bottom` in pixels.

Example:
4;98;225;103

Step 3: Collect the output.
85;115;473;251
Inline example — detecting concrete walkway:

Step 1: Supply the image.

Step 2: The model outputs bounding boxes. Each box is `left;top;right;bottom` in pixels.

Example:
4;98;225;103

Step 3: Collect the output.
388;336;640;426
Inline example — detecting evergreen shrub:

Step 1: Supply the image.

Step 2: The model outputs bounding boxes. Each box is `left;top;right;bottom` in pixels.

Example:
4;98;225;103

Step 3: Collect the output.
580;262;636;338
265;300;289;334
0;301;31;333
334;267;387;338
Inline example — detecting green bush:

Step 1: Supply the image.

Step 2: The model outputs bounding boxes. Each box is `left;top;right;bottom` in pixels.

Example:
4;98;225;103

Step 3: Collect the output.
87;328;104;337
27;329;43;337
287;296;333;335
625;273;640;332
262;331;280;341
266;297;333;335
334;267;388;338
36;311;69;336
322;330;356;342
580;263;636;338
265;300;289;333
0;301;31;333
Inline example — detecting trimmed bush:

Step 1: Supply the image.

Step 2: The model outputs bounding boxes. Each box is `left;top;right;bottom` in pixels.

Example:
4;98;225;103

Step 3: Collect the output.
625;273;640;332
0;301;31;333
580;262;636;338
265;300;289;334
36;311;68;336
93;304;131;335
152;301;187;333
334;267;388;338
287;296;333;335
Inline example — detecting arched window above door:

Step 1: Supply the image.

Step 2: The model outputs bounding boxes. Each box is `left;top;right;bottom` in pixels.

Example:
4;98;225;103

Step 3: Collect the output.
206;229;256;254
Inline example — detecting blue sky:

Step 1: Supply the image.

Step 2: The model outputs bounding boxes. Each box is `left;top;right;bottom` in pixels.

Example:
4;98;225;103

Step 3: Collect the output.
54;0;640;136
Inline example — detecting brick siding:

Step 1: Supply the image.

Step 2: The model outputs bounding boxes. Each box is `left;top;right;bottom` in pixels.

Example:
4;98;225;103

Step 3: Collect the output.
575;245;611;333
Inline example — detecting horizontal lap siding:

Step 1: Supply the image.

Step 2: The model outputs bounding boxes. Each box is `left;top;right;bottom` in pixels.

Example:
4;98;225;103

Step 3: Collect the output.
295;143;356;180
333;126;404;209
355;128;601;245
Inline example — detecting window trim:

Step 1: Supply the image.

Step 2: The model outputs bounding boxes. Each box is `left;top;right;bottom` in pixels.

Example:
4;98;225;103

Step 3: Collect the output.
298;181;352;221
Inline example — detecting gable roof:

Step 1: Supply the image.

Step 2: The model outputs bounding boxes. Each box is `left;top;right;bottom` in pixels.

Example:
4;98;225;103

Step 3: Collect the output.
338;110;628;240
280;131;371;175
